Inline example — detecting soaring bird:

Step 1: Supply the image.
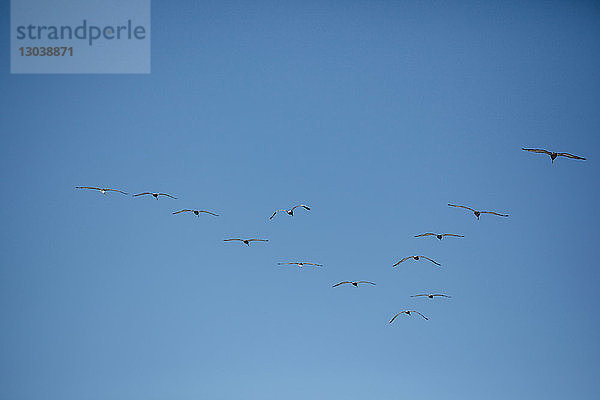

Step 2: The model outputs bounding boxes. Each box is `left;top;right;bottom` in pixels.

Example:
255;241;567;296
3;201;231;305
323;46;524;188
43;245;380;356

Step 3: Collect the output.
411;293;451;299
389;310;428;323
415;233;464;240
447;203;508;220
393;255;441;267
75;186;128;195
134;192;177;200
223;238;268;246
522;148;586;163
173;209;219;217
332;281;375;288
278;262;323;268
270;204;311;219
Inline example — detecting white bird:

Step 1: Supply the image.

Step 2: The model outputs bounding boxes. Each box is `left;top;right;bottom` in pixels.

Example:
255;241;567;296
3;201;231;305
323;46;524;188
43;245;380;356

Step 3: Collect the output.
393;255;441;267
278;262;323;268
415;233;464;240
75;186;128;195
522;148;586;163
173;209;219;217
134;192;177;200
270;204;311;219
332;281;375;287
389;310;428;323
224;238;268;246
411;293;451;299
448;203;508;220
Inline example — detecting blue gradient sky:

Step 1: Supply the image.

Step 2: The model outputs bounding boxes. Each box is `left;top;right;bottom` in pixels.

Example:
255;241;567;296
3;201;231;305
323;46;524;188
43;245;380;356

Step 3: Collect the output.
1;1;599;399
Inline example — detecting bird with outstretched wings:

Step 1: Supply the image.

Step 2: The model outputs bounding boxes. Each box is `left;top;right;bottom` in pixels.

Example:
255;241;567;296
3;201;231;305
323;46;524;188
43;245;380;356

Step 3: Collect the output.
270;204;311;219
76;186;128;195
389;310;429;323
522;148;586;163
393;255;441;267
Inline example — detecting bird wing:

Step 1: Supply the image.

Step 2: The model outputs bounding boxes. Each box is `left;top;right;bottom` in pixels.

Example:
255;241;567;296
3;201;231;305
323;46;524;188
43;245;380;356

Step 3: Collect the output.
133;192;152;197
291;204;311;211
441;233;464;237
304;263;323;267
357;281;376;285
223;239;243;242
480;211;509;217
270;210;286;219
433;294;452;298
412;311;429;320
389;313;403;323
199;210;219;216
333;282;352;287
556;152;586;160
393;256;412;267
410;294;428;297
415;233;436;237
277;262;297;265
448;203;475;212
106;188;128;195
76;186;101;190
421;256;441;266
522;148;552;155
247;239;268;242
158;193;177;199
172;209;193;214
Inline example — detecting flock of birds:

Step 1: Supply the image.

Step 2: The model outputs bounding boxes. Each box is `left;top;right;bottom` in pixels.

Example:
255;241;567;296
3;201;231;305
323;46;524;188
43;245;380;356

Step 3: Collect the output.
75;147;586;324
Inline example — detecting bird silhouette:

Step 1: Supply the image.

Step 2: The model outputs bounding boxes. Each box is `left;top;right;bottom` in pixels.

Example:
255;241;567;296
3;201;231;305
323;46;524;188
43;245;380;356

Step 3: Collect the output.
224;238;268;246
134;192;177;200
270;204;311;219
75;186;128;195
522;148;586;163
448;203;508;220
389;310;428;323
415;233;464;240
278;262;323;268
173;209;219;217
393;255;441;267
411;293;451;299
332;281;375;287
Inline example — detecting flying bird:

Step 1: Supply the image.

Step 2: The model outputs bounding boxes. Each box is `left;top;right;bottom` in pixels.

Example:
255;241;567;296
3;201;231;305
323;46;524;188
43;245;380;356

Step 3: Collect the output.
389;310;428;323
278;262;323;268
393;255;441;267
447;203;508;220
134;192;177;200
522;148;586;163
75;186;128;195
173;209;219;217
332;281;375;287
411;293;451;299
270;204;311;220
415;233;464;240
223;238;268;246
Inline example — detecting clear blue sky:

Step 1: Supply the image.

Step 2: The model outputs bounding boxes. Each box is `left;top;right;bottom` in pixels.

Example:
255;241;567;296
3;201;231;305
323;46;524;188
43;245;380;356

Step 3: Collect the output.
1;1;599;399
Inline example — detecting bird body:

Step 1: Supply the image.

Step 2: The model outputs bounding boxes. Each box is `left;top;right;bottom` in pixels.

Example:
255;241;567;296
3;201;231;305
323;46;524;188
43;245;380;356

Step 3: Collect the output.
134;192;177;200
389;310;428;323
448;203;508;220
393;255;441;267
270;204;311;219
75;186;128;195
522;148;586;163
415;233;464;240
